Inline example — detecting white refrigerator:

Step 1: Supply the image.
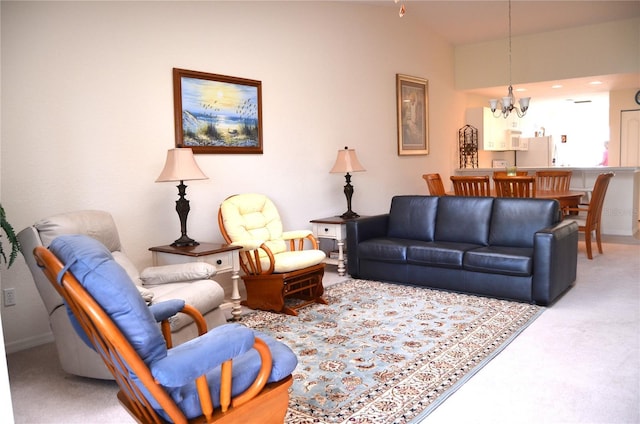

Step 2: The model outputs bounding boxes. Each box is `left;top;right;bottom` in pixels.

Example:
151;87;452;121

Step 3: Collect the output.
516;136;554;167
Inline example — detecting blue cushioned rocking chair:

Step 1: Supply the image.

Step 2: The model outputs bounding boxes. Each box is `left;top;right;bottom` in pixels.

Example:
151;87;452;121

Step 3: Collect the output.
33;235;297;424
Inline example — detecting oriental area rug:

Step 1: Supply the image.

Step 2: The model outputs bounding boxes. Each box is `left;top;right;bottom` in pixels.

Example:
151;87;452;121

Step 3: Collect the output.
240;279;544;424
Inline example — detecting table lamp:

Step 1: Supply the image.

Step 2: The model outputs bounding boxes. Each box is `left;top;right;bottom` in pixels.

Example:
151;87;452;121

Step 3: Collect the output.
156;148;208;247
330;146;366;219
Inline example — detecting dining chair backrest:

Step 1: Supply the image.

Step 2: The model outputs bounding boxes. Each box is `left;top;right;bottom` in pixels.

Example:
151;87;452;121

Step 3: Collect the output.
492;170;528;178
422;173;446;196
535;170;572;191
450;175;490;196
493;176;537;198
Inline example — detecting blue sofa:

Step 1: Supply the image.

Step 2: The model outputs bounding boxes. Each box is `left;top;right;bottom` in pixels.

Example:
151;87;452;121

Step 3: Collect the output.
346;196;578;306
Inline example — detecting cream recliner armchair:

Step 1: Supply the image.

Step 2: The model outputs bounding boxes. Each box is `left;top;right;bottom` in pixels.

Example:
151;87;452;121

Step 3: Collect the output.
18;210;227;380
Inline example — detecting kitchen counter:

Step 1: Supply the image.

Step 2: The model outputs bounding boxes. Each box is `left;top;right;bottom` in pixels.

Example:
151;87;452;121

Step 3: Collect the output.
455;166;640;236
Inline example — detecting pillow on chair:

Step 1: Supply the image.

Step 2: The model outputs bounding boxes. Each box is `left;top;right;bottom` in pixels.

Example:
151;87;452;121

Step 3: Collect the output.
139;262;216;285
49;235;167;364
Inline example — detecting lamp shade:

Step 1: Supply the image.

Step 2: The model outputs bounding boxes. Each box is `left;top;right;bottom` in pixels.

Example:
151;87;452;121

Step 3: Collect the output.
156;148;208;182
329;147;365;174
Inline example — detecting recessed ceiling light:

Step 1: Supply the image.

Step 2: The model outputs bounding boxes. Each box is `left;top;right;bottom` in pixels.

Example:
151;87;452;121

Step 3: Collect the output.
589;81;603;85
514;88;527;92
552;85;563;89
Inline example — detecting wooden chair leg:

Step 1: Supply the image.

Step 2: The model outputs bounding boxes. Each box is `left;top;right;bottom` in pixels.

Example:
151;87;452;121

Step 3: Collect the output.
595;226;604;254
585;230;593;260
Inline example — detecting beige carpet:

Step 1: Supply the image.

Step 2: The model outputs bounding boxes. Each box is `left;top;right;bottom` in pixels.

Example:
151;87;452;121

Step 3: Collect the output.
242;279;543;423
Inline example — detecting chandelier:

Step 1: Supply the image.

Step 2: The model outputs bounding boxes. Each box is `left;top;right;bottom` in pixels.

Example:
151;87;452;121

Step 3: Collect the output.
489;0;531;118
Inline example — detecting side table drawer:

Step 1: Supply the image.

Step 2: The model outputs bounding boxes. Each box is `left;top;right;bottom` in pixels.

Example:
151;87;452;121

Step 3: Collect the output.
153;251;234;273
201;251;234;273
312;223;345;239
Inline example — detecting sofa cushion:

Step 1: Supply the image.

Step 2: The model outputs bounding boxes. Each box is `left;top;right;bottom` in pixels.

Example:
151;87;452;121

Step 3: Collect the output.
387;196;439;242
435;197;494;245
464;246;534;277
357;238;409;263
489;198;560;248
407;241;480;269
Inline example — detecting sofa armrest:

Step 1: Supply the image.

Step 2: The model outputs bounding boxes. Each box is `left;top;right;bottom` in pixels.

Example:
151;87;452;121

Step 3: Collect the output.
346;214;389;277
532;220;579;305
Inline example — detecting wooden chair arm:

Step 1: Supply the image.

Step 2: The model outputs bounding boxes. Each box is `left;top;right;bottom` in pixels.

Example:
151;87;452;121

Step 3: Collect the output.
193;337;272;418
160;303;208;349
230;338;272;407
284;233;319;251
239;243;276;275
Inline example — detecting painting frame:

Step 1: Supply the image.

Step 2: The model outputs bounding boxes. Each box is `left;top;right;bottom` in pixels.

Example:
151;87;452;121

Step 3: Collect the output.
173;68;263;154
396;74;429;156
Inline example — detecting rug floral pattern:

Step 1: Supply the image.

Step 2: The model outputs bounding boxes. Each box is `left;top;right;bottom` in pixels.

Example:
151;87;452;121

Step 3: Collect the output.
240;279;543;423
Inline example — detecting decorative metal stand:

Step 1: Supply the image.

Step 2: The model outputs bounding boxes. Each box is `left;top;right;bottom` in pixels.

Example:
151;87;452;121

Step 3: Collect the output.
458;125;478;168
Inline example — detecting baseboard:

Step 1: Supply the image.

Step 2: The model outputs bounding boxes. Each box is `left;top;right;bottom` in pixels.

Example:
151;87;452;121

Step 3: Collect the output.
4;332;54;354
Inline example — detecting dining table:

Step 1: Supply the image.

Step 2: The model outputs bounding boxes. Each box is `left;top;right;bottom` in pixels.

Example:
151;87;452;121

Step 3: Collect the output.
445;189;586;212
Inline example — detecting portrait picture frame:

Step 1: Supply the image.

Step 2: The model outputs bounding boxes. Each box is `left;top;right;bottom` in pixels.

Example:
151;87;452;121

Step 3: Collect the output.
173;68;263;154
396;74;429;156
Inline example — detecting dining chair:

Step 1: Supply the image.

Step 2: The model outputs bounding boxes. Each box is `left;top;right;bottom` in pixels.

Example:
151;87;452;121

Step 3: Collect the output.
564;172;614;259
450;175;491;196
535;170;572;191
422;173;446;196
493;175;537;198
492;170;529;178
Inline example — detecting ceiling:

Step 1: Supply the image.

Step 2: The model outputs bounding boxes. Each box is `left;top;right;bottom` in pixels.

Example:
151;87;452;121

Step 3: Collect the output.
372;0;640;46
365;0;640;99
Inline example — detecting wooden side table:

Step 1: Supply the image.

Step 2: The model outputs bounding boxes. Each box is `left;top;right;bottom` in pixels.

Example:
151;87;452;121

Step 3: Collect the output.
149;243;243;321
310;216;360;276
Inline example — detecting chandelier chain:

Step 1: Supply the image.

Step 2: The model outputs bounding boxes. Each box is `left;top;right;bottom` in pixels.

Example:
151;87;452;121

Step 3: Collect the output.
508;0;512;86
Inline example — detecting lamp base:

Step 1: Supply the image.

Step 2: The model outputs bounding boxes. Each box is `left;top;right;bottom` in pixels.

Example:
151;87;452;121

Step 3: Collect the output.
171;236;199;247
171;180;199;247
339;210;360;220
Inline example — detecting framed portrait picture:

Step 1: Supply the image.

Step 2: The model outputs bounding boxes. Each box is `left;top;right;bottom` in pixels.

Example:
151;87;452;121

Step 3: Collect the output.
173;68;263;154
396;74;429;156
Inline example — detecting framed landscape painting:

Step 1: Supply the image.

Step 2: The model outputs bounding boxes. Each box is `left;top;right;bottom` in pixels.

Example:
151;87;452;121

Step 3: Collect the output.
173;68;263;154
396;74;429;156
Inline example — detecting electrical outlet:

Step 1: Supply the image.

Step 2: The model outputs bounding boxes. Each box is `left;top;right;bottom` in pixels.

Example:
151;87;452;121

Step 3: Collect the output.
3;288;16;306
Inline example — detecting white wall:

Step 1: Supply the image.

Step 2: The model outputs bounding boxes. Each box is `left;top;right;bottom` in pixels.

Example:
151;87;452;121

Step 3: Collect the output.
0;1;463;351
455;18;640;89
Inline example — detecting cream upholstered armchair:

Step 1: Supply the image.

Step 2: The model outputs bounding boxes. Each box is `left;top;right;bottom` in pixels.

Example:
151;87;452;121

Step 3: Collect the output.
218;193;327;316
18;210;227;380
